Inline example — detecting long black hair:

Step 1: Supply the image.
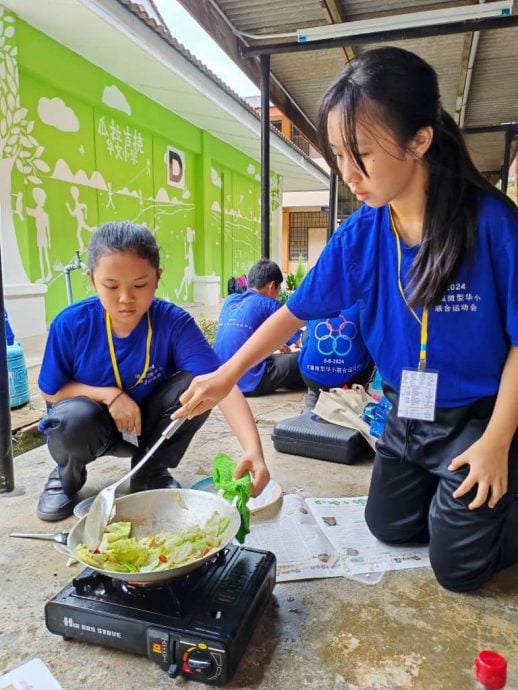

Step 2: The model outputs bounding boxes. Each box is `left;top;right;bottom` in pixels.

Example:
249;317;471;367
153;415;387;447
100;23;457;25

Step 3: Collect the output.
318;46;517;307
88;221;160;275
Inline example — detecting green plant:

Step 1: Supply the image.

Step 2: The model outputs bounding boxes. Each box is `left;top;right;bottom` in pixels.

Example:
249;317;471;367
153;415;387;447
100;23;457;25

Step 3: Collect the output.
285;273;297;291
294;256;306;287
285;257;307;293
278;288;289;305
196;316;217;345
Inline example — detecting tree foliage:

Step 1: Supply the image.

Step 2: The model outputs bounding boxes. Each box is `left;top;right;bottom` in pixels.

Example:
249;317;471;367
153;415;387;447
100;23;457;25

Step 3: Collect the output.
0;8;49;182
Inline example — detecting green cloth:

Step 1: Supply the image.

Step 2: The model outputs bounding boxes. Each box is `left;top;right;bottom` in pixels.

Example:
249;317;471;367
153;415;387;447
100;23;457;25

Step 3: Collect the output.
212;453;252;543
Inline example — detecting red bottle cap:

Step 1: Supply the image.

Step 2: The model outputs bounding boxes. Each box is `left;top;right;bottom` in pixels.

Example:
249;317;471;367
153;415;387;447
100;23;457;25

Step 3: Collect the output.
475;650;507;690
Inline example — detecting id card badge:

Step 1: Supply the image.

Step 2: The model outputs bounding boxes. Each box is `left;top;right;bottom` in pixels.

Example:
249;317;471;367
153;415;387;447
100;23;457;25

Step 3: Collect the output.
397;368;438;421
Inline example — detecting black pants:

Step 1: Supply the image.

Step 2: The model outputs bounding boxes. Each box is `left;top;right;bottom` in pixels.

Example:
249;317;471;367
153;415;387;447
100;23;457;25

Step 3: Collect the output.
245;352;304;397
365;387;518;592
40;371;210;495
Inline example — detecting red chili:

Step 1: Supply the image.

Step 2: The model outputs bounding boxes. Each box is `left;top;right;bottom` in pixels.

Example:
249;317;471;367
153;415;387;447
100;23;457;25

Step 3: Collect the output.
201;548;210;557
94;549;101;554
159;554;168;563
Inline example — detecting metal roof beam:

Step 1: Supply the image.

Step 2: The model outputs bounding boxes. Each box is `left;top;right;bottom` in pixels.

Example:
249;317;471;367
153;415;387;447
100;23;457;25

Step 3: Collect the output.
464;122;518;133
241;14;518;57
320;0;356;64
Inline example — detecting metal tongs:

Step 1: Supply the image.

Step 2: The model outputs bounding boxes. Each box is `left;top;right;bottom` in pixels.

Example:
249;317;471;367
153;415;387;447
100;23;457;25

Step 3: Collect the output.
82;417;186;551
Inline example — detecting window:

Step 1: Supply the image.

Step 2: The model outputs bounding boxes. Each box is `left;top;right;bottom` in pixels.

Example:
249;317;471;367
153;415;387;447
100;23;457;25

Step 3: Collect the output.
337;181;362;221
289;211;327;260
289;226;308;261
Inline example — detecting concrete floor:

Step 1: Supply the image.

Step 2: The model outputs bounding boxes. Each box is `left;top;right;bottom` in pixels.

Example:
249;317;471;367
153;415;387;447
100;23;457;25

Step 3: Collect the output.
1;305;517;690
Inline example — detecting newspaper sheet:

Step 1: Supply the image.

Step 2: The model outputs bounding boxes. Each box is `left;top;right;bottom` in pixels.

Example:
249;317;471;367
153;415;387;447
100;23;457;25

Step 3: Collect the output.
246;493;430;582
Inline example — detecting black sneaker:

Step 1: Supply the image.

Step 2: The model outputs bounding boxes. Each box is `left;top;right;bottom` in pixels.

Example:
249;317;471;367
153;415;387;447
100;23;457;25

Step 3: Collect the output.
130;466;181;493
37;466;86;521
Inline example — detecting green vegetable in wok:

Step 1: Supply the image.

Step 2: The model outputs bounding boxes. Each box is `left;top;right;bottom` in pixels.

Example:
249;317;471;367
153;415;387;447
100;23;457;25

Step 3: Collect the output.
75;512;230;574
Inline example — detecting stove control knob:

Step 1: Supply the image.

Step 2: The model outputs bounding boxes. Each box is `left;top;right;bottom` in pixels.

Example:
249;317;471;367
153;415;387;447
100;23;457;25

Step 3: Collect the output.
187;649;213;673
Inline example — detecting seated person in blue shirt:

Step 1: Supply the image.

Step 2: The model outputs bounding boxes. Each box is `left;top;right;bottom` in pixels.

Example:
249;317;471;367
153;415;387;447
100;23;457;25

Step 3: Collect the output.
214;259;303;396
299;304;374;411
36;221;269;522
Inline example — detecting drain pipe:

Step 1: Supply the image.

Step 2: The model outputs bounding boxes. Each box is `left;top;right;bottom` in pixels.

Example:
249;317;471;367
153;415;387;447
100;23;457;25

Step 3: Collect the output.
64;251;87;305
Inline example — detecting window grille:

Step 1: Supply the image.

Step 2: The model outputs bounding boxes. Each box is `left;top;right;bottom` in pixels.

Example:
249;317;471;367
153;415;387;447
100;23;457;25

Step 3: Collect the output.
289;211;327;260
290;124;310;155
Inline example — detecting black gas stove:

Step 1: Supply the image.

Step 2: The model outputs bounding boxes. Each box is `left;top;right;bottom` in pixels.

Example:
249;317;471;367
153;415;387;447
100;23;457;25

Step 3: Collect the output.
45;545;276;685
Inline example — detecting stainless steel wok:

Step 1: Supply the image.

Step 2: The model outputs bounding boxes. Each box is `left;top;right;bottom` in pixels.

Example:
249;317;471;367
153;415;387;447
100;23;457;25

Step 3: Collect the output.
65;488;241;585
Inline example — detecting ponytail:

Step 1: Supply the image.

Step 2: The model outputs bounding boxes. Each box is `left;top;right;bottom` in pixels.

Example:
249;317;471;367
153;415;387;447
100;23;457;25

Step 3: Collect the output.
408;110;517;307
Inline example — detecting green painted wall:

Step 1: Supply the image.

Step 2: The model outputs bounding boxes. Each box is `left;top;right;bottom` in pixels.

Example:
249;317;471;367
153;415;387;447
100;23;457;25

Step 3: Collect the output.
0;9;281;323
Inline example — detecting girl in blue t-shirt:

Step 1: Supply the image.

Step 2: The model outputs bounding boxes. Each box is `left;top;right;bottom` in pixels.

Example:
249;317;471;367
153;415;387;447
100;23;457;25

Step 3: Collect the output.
177;47;518;593
37;221;269;521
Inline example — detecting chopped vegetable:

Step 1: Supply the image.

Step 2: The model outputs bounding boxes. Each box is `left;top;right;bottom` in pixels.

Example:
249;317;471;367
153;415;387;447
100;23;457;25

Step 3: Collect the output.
75;513;230;574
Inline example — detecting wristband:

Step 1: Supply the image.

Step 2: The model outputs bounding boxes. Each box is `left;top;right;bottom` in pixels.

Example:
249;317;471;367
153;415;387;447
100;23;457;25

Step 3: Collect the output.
107;390;124;409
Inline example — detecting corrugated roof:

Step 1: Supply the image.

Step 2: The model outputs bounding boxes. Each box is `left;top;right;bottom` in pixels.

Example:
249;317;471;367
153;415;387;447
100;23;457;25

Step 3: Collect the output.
177;0;518;175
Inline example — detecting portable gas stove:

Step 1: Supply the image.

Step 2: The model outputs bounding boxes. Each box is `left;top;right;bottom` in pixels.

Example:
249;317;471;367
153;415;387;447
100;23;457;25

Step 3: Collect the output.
45;545;276;685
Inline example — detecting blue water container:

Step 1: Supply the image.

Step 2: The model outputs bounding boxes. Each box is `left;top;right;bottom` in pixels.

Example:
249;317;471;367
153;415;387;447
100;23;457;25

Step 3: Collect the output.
4;310;15;346
7;341;30;408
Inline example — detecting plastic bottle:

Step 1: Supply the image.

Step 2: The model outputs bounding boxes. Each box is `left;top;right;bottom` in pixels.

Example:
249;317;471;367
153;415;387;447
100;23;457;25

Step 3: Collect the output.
4;311;30;409
368;368;383;399
4;310;15;346
475;650;507;689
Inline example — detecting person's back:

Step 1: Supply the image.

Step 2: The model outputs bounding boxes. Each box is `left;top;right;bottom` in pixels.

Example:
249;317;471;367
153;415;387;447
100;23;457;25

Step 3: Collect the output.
214;259;302;395
298;304;373;409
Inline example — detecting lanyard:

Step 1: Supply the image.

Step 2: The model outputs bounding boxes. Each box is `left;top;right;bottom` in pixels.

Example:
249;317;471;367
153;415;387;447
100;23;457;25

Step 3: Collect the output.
389;207;429;372
105;310;152;389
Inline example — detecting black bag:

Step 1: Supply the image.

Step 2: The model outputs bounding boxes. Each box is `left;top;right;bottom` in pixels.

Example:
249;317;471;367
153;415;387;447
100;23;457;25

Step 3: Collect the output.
227;274;248;294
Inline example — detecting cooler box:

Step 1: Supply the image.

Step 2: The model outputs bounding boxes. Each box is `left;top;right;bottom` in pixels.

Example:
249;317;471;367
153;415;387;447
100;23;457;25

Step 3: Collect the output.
271;411;373;465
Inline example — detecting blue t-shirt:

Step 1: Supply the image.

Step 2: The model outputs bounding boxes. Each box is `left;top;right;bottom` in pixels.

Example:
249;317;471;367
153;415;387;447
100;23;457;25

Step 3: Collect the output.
287;193;518;408
298;305;371;387
214;289;299;393
38;297;220;405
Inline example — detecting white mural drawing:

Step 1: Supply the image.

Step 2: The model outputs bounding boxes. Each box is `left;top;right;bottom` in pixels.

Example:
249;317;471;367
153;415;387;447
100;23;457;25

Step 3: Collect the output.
37;96;79;131
51;159;107;189
66;185;91;251
0;9;50;285
211;168;222;187
12;191;24;220
175;226;196;301
105;181;115;208
102;85;132;115
26;187;52;283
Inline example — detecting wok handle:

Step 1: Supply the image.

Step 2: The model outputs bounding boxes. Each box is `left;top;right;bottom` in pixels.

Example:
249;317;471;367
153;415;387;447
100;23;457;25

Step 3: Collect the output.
9;532;68;542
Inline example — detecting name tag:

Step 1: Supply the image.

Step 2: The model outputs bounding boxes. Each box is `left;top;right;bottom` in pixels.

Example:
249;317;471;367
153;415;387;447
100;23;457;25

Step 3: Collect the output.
122;428;139;447
397;368;438;421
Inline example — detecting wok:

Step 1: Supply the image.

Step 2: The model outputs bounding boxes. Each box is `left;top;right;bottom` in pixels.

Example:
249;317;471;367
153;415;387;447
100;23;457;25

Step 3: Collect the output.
65;488;241;585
